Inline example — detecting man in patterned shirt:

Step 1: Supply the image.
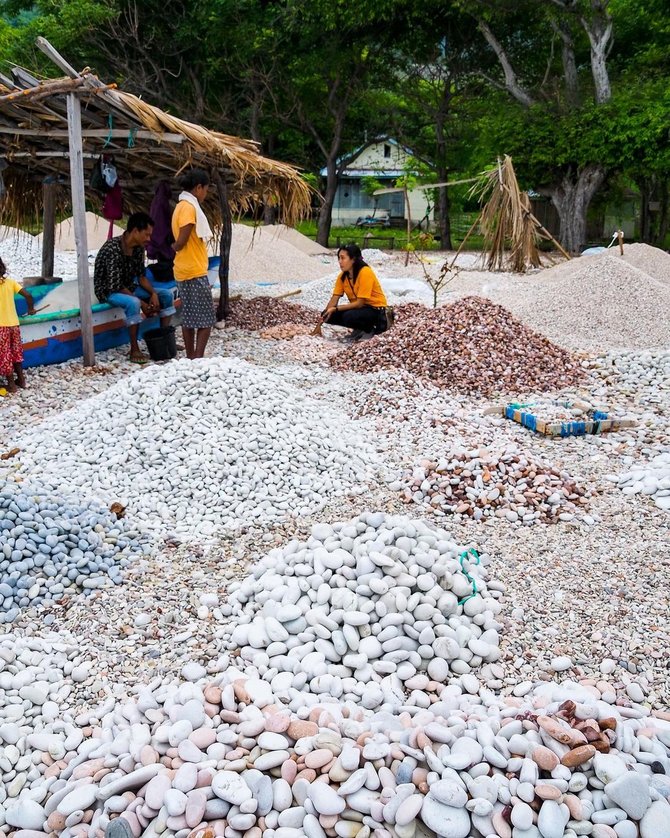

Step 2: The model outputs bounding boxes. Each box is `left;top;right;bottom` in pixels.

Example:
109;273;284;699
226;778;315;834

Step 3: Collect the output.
94;212;175;363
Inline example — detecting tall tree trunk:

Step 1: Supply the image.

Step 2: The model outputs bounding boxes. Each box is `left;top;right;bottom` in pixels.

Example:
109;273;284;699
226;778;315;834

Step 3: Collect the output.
545;164;606;253
317;157;338;247
638;179;651;243
654;180;670;247
437;181;452;250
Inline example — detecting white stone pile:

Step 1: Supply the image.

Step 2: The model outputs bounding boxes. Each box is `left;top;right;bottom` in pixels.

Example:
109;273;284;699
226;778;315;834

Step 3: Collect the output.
613;453;670;511
218;513;504;699
591;351;670;409
6;358;382;539
3;663;670;837
0;485;149;624
394;450;589;525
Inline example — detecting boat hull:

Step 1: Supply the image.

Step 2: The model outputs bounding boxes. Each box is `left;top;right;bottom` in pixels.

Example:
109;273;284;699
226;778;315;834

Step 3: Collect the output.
17;280;180;368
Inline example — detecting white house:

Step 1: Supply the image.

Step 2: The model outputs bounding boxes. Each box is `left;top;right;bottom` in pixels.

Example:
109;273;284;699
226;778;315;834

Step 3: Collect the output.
321;138;434;227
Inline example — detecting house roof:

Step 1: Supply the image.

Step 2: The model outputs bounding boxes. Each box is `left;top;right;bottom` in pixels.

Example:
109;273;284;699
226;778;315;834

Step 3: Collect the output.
320;137;415;178
0;51;311;230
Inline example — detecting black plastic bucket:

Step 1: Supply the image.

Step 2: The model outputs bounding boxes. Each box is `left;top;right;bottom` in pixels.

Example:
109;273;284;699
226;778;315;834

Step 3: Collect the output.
144;326;177;361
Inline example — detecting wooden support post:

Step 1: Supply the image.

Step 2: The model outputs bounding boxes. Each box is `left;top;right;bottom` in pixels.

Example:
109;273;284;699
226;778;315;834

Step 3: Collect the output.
216;171;232;321
67;93;95;366
41;178;56;280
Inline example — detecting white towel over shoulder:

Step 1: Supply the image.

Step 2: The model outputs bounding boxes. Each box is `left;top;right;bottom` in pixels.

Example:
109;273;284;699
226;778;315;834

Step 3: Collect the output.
178;191;213;240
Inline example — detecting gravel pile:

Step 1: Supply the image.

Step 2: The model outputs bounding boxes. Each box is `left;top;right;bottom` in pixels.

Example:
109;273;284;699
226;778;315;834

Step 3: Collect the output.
396;449;589;525
0;485;149;623
331;296;585;397
9;359;382;539
228;223;332;284
220;513;503;698
512;251;670;351
619;242;670;285
226;297;316;331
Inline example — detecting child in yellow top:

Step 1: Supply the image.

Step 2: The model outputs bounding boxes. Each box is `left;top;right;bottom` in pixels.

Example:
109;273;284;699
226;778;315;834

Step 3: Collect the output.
313;243;389;340
0;256;36;393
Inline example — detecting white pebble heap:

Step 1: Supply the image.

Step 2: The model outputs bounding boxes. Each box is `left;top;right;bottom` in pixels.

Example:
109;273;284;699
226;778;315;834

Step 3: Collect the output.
0;485;149;623
8;358;382;538
218;513;503;706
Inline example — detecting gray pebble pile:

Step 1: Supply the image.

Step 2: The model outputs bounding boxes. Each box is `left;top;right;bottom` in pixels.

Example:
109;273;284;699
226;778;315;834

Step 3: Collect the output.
0;486;149;624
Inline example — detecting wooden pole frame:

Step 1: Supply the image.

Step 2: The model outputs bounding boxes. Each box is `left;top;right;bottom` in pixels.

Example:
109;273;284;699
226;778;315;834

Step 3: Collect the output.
66;92;94;366
41;178;56;280
216;171;232;321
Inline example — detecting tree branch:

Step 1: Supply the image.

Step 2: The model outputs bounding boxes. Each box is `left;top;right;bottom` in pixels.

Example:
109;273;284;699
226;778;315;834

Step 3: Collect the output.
478;21;534;107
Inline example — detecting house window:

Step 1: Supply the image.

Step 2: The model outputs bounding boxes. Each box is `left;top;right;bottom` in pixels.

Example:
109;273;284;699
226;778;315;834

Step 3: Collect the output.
383;144;391;158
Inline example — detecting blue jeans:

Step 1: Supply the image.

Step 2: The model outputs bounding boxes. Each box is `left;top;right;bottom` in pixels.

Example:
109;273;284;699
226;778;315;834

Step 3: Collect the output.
107;287;176;326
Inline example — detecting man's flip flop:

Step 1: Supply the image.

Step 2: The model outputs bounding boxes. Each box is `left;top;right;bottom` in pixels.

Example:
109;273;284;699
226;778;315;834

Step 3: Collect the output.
129;355;150;365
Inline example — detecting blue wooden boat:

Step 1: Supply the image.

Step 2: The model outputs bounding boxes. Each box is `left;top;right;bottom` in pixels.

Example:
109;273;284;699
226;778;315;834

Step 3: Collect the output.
16;257;220;367
16;279;178;368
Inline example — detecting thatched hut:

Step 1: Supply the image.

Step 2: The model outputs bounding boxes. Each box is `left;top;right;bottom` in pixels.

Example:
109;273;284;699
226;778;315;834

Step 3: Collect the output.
0;38;312;362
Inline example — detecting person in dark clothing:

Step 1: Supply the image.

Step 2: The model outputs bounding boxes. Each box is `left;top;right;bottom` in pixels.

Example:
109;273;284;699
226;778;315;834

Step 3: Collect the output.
94;212;175;364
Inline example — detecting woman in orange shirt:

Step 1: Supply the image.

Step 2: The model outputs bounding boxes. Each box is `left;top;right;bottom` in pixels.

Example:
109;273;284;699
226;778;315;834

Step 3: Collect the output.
314;244;389;340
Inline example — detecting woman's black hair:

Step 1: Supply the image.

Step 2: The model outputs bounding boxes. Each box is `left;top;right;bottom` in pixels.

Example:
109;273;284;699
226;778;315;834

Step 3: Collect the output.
178;168;210;192
0;256;6;278
337;243;368;281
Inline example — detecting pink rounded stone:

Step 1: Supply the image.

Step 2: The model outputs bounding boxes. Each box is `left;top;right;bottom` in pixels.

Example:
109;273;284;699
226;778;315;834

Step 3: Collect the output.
203;686;221;705
120;813;141;838
265;714;291;733
304;749;333;770
196;768;215;789
281;760;297;784
139;746;159;766
184;790;207;828
535;784;561;800
532;746;560;771
189;728;216;750
287;720;319;740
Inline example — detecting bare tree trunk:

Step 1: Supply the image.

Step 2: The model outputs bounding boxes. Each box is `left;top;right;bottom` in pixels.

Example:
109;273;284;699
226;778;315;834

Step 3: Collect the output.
581;6;613;104
551;19;579;107
479;21;534;107
545;164;606;253
654;180;669;247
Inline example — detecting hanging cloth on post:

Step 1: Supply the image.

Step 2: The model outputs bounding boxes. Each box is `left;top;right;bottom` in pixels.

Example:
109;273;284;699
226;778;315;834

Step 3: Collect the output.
102;182;123;239
147;180;175;262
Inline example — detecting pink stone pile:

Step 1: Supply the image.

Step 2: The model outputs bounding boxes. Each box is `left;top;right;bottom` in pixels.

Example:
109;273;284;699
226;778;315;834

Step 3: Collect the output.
226;297;316;331
400;449;589;525
330;297;585;397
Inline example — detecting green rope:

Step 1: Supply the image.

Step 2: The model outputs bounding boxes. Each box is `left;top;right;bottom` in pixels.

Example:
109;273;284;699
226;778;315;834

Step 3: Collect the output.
458;548;480;605
103;114;114;148
127;127;137;148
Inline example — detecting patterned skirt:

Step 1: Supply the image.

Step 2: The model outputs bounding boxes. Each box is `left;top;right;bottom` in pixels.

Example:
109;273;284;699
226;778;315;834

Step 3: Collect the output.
178;276;217;329
0;326;23;375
